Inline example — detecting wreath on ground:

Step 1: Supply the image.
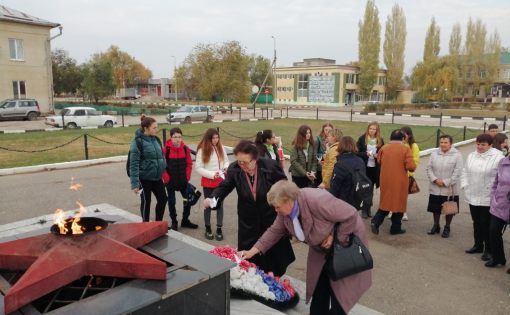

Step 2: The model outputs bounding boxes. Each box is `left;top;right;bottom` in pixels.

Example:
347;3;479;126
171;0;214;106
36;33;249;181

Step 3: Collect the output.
209;246;300;310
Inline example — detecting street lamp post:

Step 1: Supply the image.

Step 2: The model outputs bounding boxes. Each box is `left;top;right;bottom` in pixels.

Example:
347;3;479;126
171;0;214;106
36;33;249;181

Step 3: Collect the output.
271;35;277;107
171;55;177;102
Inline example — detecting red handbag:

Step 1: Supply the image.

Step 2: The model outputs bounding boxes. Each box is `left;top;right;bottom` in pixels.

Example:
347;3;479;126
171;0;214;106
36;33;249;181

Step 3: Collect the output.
201;176;223;188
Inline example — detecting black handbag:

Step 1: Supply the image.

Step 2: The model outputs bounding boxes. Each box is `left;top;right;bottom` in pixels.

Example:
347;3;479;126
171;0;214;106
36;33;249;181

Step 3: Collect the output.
326;223;373;281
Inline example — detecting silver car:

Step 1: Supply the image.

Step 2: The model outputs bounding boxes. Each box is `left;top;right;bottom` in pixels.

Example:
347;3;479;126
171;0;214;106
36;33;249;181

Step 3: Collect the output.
166;105;214;123
0;99;40;120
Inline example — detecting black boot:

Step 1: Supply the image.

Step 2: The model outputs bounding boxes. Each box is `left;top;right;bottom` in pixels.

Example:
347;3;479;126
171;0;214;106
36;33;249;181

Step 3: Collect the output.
181;219;198;229
170;220;178;231
427;224;440;235
441;226;450;238
481;251;492;262
215;226;224;241
204;225;213;240
465;246;483;254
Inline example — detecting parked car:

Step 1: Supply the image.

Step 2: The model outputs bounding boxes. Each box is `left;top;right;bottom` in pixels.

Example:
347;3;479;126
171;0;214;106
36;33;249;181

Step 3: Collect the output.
166;105;214;123
45;107;117;128
0;99;40;120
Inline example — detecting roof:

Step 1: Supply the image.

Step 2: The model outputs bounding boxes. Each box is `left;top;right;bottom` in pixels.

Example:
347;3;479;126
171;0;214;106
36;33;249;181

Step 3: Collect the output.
0;5;59;28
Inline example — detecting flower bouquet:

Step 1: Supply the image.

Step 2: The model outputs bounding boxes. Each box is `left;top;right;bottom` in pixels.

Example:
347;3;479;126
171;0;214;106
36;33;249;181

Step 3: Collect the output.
209;246;300;310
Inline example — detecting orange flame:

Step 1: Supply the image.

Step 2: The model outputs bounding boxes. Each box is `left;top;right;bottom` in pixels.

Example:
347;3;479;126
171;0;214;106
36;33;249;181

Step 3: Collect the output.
69;177;83;191
53;202;88;235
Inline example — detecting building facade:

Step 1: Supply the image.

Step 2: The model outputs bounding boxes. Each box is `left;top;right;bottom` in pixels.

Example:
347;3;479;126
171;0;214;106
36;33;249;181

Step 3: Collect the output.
274;58;387;106
492;52;510;102
0;5;60;113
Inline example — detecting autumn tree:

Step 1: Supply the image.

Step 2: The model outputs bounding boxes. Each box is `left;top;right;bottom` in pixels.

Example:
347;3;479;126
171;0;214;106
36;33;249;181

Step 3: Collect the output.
52;49;83;95
423;17;440;62
179;41;251;102
358;0;381;99
383;4;406;101
249;55;273;88
102;46;152;89
81;54;115;103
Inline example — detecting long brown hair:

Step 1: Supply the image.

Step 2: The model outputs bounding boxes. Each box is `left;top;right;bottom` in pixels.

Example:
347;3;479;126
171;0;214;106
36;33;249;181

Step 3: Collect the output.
337;136;358;154
319;122;334;138
198;128;225;164
365;121;383;147
292;125;314;150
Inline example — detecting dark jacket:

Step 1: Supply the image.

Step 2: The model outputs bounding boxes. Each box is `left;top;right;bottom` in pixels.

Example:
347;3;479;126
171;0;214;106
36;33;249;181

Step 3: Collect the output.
210;158;294;276
289;144;317;177
329;153;366;207
162;140;192;190
129;129;166;189
356;134;384;187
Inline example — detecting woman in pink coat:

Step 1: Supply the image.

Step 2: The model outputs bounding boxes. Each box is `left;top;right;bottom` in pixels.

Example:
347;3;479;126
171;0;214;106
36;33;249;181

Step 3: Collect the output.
241;180;371;315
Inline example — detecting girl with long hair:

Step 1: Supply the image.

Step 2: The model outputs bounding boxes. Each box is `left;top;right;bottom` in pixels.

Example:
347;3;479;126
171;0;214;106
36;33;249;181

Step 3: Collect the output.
356;121;384;218
195;128;230;240
255;129;283;169
315;123;334;186
289;125;317;188
399;126;420;221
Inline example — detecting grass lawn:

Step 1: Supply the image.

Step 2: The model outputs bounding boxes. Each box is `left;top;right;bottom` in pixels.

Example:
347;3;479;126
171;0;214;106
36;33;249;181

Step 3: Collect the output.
0;119;481;169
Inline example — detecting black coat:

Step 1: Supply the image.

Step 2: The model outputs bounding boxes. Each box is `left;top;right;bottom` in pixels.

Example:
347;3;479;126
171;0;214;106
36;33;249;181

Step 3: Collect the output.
329;153;366;207
210;158;294;276
356;134;384;188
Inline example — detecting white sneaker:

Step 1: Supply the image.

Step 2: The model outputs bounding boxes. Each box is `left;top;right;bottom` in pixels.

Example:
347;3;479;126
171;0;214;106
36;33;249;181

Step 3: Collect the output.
402;213;409;221
387;212;392;219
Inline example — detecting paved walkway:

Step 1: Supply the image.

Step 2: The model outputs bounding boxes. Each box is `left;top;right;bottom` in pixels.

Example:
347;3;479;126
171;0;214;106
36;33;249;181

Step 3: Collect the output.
1;142;509;314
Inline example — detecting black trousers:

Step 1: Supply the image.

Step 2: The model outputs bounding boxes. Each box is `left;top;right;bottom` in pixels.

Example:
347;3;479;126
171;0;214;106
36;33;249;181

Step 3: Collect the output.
139;179;167;222
372;209;404;233
292;175;312;188
489;214;507;263
469;204;491;252
167;185;191;222
310;265;345;315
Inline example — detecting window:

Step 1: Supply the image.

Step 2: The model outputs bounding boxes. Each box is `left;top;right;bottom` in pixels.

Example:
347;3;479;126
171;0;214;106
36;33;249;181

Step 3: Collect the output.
87;109;100;116
298;74;309;97
74;110;86;116
12;81;26;99
503;69;510;79
9;39;24;60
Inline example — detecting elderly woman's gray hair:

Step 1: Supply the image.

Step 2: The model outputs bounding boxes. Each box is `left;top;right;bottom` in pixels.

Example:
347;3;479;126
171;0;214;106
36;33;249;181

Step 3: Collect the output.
267;180;300;205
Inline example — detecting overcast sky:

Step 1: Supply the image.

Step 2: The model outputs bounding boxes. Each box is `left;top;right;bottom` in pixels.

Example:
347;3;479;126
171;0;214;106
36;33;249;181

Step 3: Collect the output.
4;0;509;78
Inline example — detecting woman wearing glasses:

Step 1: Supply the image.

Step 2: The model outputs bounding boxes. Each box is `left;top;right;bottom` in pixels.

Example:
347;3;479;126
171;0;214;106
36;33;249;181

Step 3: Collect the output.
203;140;294;276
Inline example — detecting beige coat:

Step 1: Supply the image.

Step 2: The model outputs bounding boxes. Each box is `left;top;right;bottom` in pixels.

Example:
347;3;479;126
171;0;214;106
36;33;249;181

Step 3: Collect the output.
321;142;339;188
254;188;372;313
377;142;416;212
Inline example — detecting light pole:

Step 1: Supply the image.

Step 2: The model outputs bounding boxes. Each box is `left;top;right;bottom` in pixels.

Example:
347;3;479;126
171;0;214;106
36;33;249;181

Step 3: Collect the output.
271;36;277;107
171;55;177;102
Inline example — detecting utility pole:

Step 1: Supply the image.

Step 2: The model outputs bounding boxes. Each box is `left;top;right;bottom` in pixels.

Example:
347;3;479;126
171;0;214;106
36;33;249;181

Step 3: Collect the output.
171;55;177;102
271;36;277;108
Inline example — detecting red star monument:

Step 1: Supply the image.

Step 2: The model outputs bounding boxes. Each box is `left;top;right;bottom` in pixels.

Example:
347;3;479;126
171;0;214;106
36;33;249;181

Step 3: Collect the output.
0;220;168;314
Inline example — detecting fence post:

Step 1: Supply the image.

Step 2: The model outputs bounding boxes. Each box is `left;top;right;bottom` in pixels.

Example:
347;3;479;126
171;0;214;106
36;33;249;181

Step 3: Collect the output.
483;122;487;133
316;107;319;120
216;127;220;133
168;109;172;125
435;129;441;147
391;110;395;124
61;112;65;129
230;103;233;115
503;115;507;131
239;108;241;120
121;111;125;127
163;128;167;143
280;108;283;117
84;134;89;160
439;112;443;127
268;108;270;118
350;109;353;122
463;126;467;141
207;107;209;122
287;106;289;118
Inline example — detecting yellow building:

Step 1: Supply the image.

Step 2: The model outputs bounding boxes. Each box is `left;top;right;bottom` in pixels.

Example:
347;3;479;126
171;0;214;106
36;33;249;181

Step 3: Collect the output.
0;5;61;113
274;58;387;106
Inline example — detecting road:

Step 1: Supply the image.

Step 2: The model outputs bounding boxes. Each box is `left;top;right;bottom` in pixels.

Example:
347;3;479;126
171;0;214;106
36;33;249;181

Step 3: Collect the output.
1;143;509;314
0;107;504;132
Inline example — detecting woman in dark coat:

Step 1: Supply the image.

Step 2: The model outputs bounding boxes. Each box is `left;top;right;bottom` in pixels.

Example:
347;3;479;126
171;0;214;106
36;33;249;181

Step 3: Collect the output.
330;136;367;208
203;140;295;276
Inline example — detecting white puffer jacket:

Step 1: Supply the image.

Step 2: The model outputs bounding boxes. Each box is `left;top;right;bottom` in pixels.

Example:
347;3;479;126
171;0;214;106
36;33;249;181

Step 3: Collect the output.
195;146;230;179
461;148;504;206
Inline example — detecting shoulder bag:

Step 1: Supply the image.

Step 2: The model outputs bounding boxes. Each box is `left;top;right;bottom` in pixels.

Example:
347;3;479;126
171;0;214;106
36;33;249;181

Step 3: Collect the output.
441;186;458;215
326;223;373;281
408;176;420;194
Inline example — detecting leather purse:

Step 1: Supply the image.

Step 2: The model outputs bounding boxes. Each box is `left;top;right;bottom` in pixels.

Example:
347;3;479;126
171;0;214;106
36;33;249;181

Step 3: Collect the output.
441;186;458;215
326;223;373;281
408;176;420;194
